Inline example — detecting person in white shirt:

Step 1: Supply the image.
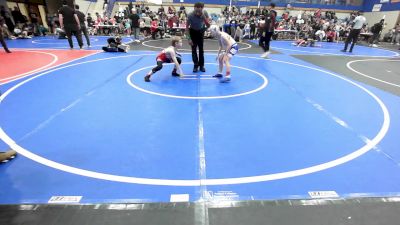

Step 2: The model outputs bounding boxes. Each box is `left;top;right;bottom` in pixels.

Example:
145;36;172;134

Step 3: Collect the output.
341;10;366;53
315;28;326;41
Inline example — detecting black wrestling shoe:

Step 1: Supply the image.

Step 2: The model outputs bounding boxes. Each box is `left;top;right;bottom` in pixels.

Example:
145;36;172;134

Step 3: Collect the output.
144;75;151;82
172;71;180;77
200;67;206;72
340;49;346;52
213;73;223;78
193;66;198;73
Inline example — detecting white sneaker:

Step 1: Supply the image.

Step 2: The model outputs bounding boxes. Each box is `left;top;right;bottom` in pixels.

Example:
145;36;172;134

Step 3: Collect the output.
372;44;378;47
260;52;270;58
396;43;400;46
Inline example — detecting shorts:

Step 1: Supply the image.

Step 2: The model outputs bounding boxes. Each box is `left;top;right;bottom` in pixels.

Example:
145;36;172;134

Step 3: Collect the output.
227;43;239;56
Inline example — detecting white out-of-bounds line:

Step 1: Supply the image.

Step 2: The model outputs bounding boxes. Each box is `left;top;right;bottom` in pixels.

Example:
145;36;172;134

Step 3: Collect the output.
346;59;400;88
271;46;400;58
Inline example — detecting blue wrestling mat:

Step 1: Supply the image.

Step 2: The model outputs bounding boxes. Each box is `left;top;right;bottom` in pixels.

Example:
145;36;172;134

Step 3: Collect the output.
1;37;400;204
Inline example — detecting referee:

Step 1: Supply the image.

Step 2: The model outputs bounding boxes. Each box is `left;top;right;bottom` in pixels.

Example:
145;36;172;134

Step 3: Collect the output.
341;11;366;53
186;2;210;73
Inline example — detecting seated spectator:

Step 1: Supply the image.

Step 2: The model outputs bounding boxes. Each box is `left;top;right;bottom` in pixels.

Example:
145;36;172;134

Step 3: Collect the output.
326;29;336;42
234;25;242;42
151;18;164;39
315;28;326;41
55;27;67;39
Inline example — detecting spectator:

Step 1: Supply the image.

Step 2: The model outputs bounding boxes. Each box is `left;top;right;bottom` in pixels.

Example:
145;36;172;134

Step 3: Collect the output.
315;28;326;41
129;8;140;42
0;16;11;53
1;6;14;33
151;18;163;39
11;6;25;24
259;3;277;58
391;23;400;45
58;0;83;49
75;4;90;47
369;19;384;47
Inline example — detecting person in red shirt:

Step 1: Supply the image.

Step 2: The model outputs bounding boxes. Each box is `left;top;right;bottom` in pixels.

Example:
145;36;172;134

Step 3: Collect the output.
326;29;336;42
144;37;185;82
151;18;163;39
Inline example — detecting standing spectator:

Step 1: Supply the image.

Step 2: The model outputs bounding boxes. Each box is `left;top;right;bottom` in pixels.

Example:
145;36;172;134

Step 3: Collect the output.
87;13;93;27
28;7;40;36
341;10;366;53
46;13;54;34
75;5;90;47
129;8;140;42
11;7;25;24
369;19;384;47
1;6;15;34
250;18;256;39
392;23;400;45
58;0;83;49
259;3;277;58
186;2;210;72
0;16;11;53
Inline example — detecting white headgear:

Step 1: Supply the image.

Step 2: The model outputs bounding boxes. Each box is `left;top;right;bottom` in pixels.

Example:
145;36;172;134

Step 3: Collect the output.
209;25;220;36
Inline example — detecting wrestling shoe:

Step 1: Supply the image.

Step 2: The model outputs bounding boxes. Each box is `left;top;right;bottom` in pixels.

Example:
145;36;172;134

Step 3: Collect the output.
172;71;180;77
0;150;17;163
213;73;223;78
220;77;231;83
144;74;151;82
260;51;270;58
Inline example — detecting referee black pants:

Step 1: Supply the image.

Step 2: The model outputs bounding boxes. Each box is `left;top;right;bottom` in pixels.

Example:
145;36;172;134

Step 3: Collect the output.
190;28;205;68
344;29;361;52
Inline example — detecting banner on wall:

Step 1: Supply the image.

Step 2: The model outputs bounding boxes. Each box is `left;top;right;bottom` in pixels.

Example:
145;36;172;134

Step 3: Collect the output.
372;4;382;11
392;0;400;2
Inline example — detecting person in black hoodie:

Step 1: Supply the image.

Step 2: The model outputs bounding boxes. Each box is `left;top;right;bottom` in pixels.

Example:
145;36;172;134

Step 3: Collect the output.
58;0;83;49
75;4;90;47
0;16;11;53
369;19;384;47
259;3;276;58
